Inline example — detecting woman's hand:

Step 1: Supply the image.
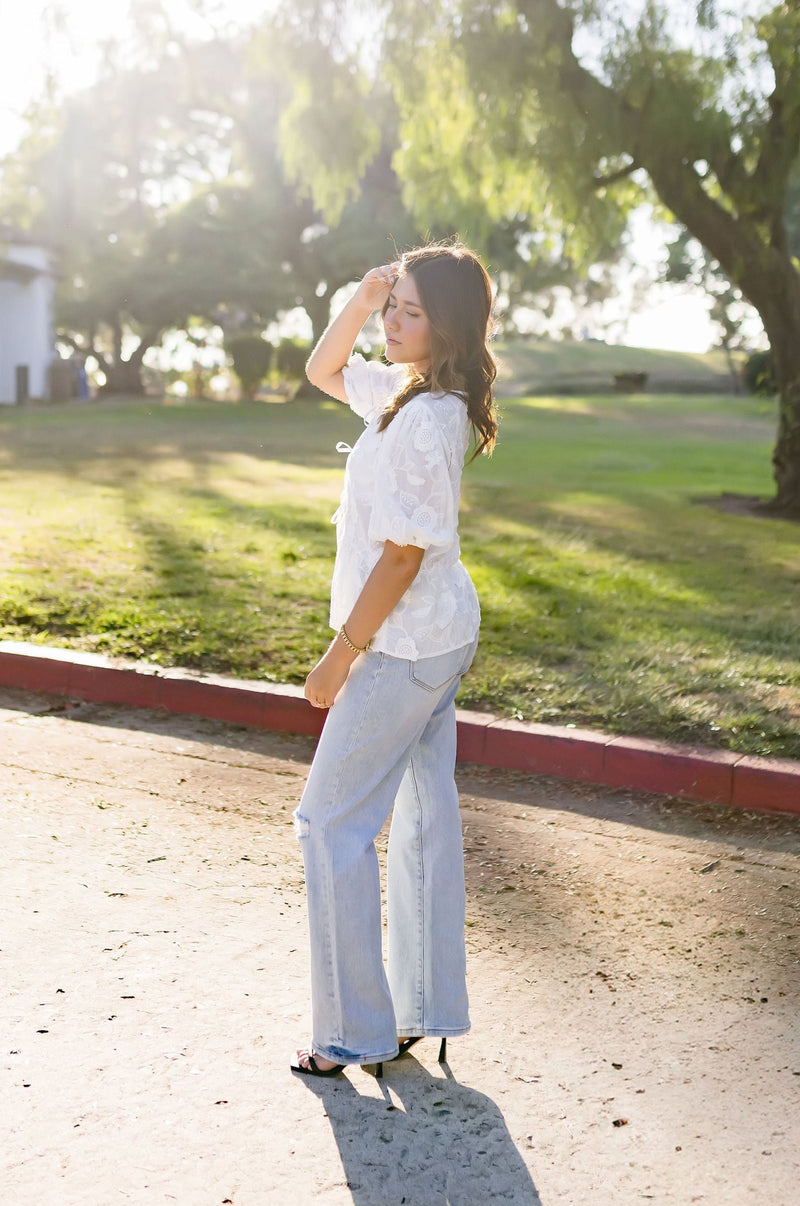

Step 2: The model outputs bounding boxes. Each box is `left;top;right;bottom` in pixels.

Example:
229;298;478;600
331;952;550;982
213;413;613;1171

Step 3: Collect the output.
304;640;356;709
354;262;401;313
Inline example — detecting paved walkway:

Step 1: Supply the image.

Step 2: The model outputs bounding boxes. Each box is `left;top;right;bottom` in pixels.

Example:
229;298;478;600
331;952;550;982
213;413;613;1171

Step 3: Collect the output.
2;686;798;1205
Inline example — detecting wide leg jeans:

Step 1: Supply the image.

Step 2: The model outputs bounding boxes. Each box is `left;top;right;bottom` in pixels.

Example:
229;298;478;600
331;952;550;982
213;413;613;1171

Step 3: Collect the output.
293;637;477;1066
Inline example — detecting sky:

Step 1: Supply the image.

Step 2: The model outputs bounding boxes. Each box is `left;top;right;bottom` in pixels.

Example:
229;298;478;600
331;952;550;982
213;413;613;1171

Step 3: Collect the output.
0;0;273;150
0;0;725;353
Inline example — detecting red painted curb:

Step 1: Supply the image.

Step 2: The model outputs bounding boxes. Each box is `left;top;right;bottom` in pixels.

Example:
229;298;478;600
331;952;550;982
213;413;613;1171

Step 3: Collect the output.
731;756;800;815
0;641;797;816
602;736;739;805
454;711;495;763
483;719;607;783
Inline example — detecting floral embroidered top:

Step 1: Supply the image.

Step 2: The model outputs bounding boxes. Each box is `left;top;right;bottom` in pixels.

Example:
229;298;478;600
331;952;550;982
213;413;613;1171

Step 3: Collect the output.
329;354;480;660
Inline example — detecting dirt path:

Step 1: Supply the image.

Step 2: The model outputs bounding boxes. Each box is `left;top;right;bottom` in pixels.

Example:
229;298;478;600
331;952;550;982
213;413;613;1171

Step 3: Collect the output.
2;687;798;1205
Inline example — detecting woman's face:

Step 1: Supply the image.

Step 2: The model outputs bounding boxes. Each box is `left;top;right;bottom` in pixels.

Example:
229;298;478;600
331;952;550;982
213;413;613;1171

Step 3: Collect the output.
383;272;432;371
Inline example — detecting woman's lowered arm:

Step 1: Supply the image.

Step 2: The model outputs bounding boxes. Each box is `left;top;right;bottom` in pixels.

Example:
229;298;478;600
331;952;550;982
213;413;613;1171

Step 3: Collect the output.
304;540;425;709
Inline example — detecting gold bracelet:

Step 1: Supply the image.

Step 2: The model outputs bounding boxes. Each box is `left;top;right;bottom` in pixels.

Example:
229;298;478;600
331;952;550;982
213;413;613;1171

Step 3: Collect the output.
338;625;370;655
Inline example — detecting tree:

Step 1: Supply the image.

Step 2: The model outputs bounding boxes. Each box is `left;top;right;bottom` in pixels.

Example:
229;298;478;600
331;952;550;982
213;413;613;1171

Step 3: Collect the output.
226;333;274;399
0;38;244;392
243;23;423;343
0;20;424;391
278;2;800;510
372;0;800;513
254;4;617;339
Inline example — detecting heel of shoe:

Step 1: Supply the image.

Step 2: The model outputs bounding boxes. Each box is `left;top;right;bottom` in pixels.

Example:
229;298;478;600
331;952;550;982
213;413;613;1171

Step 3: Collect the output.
438;1037;447;1063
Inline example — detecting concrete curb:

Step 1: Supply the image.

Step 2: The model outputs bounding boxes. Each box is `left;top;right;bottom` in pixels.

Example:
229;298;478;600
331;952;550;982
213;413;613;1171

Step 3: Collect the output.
1;640;798;816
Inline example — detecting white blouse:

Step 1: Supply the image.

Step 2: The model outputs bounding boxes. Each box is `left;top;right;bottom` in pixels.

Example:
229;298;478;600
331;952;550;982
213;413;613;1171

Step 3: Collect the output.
329;354;480;661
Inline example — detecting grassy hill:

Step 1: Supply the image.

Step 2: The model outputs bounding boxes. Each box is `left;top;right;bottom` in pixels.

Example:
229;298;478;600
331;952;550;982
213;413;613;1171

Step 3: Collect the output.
495;337;740;396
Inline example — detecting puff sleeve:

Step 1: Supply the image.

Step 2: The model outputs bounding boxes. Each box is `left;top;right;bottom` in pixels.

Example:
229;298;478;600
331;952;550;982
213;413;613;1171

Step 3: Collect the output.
341;354;407;422
369;401;460;550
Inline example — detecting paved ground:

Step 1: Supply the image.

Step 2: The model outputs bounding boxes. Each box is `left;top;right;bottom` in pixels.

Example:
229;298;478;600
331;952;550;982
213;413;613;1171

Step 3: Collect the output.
1;685;799;1206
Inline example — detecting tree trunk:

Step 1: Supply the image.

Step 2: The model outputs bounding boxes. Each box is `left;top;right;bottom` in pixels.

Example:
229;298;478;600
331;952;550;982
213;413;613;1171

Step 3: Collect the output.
98;328;162;397
721;341;741;396
736;258;800;515
772;383;800;514
100;358;147;395
291;290;333;400
305;291;332;346
762;318;800;515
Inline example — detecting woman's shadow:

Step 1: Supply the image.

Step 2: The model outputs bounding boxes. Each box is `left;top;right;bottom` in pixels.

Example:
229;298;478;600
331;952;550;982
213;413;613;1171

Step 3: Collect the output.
297;1053;543;1205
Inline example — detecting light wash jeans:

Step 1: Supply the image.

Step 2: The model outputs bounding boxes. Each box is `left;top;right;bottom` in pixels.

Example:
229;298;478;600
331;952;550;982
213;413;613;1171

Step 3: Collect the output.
293;636;478;1066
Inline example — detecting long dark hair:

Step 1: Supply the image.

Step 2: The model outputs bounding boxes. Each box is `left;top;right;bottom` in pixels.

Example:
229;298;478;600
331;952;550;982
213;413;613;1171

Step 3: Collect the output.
377;242;498;459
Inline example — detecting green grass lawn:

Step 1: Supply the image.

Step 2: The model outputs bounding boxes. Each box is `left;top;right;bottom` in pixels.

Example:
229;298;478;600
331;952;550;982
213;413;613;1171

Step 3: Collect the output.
0;380;798;758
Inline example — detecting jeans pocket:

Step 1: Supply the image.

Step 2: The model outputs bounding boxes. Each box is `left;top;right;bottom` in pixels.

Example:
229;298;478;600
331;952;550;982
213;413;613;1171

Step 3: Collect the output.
409;645;472;693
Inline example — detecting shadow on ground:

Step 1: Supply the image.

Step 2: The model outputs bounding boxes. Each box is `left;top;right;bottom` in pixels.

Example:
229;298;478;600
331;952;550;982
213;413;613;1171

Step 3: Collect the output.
295;1055;543;1206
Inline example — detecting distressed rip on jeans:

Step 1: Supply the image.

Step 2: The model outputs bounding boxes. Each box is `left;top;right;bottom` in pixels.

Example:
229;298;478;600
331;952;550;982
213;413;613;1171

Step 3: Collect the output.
293;810;310;840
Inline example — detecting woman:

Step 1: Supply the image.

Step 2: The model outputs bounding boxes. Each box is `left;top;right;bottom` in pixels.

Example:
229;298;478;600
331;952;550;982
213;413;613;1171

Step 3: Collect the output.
291;242;497;1079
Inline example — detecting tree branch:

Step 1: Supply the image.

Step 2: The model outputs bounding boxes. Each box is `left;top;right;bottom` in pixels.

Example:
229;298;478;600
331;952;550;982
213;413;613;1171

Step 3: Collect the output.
753;27;800;209
57;328;112;372
591;161;639;189
57;332;88;355
88;326;111;373
111;318;123;366
516;0;651;179
126;327;163;367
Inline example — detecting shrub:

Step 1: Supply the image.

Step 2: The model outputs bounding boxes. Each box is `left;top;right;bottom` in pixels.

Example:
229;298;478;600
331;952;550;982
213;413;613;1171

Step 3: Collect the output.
742;350;776;396
226;334;273;400
272;337;311;382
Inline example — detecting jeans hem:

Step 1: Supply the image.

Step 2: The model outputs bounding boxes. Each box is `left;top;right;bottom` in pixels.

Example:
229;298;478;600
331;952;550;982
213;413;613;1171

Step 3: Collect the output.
313;1044;399;1066
394;1024;471;1038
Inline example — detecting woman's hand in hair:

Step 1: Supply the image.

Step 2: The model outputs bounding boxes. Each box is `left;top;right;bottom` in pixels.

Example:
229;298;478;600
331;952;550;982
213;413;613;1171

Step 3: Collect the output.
355;262;402;312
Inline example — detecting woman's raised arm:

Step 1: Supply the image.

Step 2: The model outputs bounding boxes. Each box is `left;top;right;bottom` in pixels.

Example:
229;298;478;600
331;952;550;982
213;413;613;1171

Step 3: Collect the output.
305;263;399;402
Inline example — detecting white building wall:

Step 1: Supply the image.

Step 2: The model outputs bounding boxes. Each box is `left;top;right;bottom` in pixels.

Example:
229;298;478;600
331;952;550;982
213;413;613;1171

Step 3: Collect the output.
0;243;55;404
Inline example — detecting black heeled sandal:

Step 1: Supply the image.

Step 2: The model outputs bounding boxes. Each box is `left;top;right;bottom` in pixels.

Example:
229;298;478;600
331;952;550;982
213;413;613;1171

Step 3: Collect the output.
290;1053;344;1078
396;1036;448;1061
291;1054;384;1079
